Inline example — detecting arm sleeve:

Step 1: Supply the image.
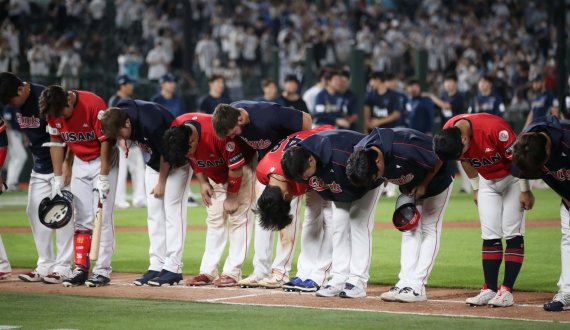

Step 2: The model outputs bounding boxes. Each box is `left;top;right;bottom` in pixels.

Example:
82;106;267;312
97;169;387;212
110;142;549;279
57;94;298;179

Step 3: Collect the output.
313;92;325;118
46;117;61;138
272;104;304;132
223;138;246;170
93;96;110;142
496;120;517;161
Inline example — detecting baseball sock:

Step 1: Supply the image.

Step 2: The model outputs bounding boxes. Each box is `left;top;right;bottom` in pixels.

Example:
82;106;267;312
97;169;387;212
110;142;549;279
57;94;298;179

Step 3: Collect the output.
482;239;503;292
74;230;92;271
503;236;524;290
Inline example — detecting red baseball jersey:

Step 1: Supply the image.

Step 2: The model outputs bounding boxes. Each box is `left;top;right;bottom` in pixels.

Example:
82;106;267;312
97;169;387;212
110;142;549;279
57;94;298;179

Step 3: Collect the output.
257;125;335;196
172;113;254;184
443;113;517;180
47;91;108;161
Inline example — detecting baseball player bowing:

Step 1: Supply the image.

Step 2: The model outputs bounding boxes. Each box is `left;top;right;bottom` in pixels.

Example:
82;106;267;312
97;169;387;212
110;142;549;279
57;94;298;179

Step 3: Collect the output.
162;113;255;287
0;116;12;280
346;128;454;302
212;101;312;288
282;129;383;298
513;116;570;312
40;85;119;287
99;99;178;286
257;125;334;292
0;72;73;284
434;113;534;307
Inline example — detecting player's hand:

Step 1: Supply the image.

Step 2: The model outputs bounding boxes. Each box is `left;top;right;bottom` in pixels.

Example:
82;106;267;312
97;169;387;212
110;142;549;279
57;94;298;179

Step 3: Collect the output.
151;181;165;198
520;191;535;211
51;175;64;199
224;192;239;214
411;183;427;200
97;175;110;201
200;182;213;207
472;189;478;206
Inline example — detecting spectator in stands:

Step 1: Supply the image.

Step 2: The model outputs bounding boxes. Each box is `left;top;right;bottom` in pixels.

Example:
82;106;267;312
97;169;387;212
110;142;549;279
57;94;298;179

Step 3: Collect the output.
302;68;328;115
108;74;134;107
199;74;231;115
337;70;358;129
27;36;51;83
194;31;219;77
151;73;185;117
468;75;505;117
146;41;171;81
524;73;560;128
277;74;308;113
364;71;402;131
118;46;143;83
255;79;279;103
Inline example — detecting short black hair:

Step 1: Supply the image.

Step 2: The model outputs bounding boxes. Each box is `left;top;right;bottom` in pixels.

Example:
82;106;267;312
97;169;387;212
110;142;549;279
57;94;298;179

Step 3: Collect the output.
384;72;396;80
284;74;299;84
433;127;463;161
513;132;549;179
317;67;330;81
255;185;292;230
370;71;388;82
0;72;23;105
162;125;191;168
39;85;68;118
346;148;378;187
339;69;350;79
406;78;420;86
212;103;240;138
323;69;340;82
443;73;457;81
281;145;313;182
480;74;494;84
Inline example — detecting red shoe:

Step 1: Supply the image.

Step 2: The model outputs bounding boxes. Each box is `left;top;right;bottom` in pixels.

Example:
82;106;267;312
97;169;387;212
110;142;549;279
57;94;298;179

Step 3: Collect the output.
185;274;212;286
0;272;11;280
214;275;237;287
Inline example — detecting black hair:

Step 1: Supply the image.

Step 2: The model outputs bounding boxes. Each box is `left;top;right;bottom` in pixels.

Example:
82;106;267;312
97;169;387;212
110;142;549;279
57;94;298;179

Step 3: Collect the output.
39;85;68;118
370;71;388;82
162;125;192;168
433;127;464;161
255;185;292;230
0;72;23;105
443;73;457;81
513;132;549;179
281;145;313;182
346;149;378;187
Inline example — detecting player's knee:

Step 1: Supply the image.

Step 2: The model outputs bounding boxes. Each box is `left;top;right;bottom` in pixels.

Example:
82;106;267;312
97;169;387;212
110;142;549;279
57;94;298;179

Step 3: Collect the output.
506;236;524;249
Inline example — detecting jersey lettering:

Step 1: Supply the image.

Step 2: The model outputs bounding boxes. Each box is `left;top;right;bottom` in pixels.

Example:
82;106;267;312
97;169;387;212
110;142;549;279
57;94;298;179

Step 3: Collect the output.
469;152;501;168
548;168;570;182
15;113;41;129
194;159;225;168
308;176;342;193
241;136;272;150
384;173;414;185
60;131;97;142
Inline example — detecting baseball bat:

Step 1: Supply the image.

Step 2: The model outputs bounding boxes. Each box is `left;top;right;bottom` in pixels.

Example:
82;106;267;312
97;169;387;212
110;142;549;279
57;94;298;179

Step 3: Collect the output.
90;199;103;261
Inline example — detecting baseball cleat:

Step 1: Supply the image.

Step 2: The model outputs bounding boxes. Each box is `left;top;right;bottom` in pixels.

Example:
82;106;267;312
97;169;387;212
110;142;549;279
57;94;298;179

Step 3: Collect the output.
544;292;570;312
395;287;427;303
466;288;496;306
0;272;11;280
488;286;514;307
258;274;286;289
316;285;343;297
238;274;264;288
296;279;320;293
62;269;88;287
18;270;43;282
134;270;161;286
186;273;213;286
282;277;303;292
339;283;366;298
213;275;237;287
86;274;111;287
380;286;401;302
147;270;183;286
43;272;69;284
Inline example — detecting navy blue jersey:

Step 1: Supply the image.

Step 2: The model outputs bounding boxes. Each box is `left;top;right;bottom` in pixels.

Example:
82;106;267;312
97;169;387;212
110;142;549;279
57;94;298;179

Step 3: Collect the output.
200;94;231;115
231;100;304;159
313;89;344;127
9;83;52;174
2;106;20;131
440;91;465;124
340;89;358;117
276;96;309;113
365;89;402;129
468;92;505;117
393;90;408;127
151;93;185;117
355;128;454;198
408;96;435;134
522;116;570;200
108;94;129;107
116;99;175;171
531;90;558;120
298;129;382;202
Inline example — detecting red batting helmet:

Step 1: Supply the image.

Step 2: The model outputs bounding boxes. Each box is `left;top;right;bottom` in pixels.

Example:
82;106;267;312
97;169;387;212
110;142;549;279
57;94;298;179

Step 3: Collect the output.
392;194;420;231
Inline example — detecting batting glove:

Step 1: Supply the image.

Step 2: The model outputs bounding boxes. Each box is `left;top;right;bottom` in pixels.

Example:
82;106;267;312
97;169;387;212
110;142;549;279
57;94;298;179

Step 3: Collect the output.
97;175;110;201
51;176;64;199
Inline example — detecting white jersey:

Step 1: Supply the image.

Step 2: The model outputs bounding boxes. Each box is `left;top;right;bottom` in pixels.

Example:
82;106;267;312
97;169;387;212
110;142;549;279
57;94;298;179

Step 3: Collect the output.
303;85;323;114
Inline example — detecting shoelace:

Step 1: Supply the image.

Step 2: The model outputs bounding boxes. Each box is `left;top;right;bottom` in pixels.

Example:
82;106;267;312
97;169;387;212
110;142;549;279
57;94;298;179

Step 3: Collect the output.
553;293;570;305
345;283;355;290
390;286;400;292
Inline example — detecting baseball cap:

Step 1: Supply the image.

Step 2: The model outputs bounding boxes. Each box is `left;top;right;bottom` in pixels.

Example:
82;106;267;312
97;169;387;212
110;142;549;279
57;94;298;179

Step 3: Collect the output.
530;73;544;82
160;73;175;83
116;74;132;86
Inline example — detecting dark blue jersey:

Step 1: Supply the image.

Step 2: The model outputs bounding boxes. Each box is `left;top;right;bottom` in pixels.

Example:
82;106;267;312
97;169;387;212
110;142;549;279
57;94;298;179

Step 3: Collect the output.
408;96;435;134
9;83;52;174
299;129;382;202
199;94;231;115
116;99;175;171
440;91;465;123
231;100;304;160
531;90;558;120
108;94;128;107
365;89;402;129
340;89;358;117
355;128;454;198
151;93;185;117
522;116;570;200
469;92;505;117
2;106;21;131
393;90;408;128
313;89;345;127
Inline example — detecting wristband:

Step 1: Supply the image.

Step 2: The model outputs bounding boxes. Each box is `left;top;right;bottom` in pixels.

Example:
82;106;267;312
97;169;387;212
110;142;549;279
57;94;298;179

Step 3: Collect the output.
519;179;530;192
227;175;242;193
470;177;479;190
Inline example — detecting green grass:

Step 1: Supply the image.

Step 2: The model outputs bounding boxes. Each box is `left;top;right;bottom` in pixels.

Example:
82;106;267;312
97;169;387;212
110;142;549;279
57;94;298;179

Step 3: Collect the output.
0;292;566;330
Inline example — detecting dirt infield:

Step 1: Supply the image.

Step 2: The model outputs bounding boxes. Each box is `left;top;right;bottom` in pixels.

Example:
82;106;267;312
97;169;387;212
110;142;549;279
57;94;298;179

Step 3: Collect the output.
1;269;568;324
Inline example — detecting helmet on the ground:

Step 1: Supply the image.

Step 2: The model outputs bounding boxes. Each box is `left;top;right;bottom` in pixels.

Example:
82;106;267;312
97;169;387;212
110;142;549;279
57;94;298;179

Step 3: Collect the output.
38;190;74;229
392;194;420;231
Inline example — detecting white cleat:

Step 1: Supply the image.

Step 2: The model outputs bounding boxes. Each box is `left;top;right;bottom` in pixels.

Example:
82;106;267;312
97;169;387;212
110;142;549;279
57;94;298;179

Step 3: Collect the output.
395;287;427;303
380;286;401;302
488;286;514;307
466;288;496;306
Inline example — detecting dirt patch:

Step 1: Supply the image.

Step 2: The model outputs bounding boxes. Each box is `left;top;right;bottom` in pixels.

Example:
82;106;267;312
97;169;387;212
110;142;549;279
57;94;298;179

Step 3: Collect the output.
0;269;568;323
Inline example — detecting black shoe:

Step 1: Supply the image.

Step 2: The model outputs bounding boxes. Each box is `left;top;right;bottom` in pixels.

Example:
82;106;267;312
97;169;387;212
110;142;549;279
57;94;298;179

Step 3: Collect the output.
86;274;111;287
134;270;161;286
544;293;570;311
148;270;183;286
62;269;88;287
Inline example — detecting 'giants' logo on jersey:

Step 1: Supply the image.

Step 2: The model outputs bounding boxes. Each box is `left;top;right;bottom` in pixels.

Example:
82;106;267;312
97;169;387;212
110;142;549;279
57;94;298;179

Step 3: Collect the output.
60;131;97;142
309;177;342;193
241;137;272;150
194;158;224;168
16;113;41;129
469;152;502;168
385;173;414;185
547;168;570;182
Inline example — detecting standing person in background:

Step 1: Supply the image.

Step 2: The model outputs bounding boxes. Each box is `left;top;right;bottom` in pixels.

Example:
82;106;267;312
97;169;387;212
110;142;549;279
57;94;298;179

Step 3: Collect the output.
303;68;328;115
109;74;146;209
468;75;505;117
313;70;350;128
524;74;559;129
199;74;231;115
364;71;402;132
2;105;27;191
385;72;409;128
337;70;358;130
146;41;171;81
118;46;142;83
406;79;435;135
277;75;308;113
255;79;279;103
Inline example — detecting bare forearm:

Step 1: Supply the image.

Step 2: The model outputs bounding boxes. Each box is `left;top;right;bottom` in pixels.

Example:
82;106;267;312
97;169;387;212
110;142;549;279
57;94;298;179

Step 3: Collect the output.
158;156;170;184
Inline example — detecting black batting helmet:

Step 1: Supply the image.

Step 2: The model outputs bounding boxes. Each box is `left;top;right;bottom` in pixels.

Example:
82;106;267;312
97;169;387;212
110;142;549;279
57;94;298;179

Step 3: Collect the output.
392;194;420;231
38;190;74;229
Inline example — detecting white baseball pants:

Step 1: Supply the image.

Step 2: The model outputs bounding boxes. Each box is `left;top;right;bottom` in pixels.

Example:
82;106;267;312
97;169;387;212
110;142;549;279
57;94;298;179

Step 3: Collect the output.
116;143;146;206
6;130;28;188
559;203;570;294
0;235;11;273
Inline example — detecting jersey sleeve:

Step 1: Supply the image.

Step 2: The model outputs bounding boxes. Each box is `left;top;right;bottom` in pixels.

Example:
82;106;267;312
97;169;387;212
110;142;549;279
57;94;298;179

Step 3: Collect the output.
272;104;304;132
92;96;109;142
313;92;325;116
46;117;62;139
222;137;246;170
495;120;517;161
